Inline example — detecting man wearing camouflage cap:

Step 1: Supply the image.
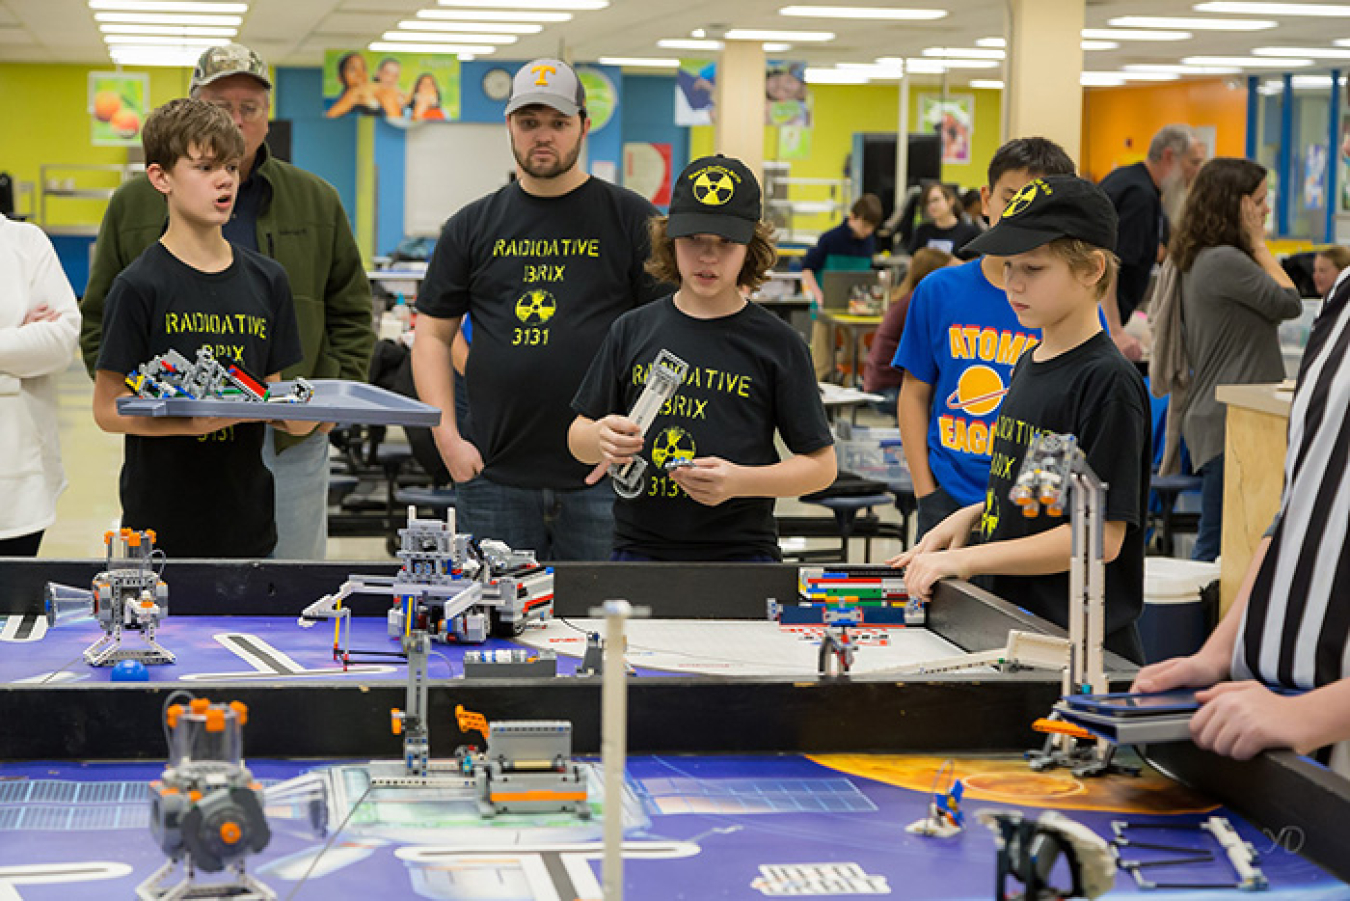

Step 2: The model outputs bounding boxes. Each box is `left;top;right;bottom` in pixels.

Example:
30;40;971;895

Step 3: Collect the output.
80;43;374;560
412;58;668;560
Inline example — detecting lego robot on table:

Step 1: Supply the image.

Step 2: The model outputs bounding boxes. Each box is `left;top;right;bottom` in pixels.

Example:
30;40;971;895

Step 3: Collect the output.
299;506;555;666
127;346;313;405
44;528;174;667
454;705;589;818
139;696;272;901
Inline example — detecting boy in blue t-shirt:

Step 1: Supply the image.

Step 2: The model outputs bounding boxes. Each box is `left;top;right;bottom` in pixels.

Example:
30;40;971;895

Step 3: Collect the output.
893;138;1075;537
803;194;883;379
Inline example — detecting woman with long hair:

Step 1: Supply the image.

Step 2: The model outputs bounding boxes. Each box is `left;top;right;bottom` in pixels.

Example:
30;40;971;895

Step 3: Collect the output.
906;182;980;257
863;248;956;414
1172;157;1302;561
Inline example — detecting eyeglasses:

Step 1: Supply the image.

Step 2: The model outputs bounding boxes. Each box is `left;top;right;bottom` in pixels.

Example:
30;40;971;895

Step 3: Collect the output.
207;100;268;123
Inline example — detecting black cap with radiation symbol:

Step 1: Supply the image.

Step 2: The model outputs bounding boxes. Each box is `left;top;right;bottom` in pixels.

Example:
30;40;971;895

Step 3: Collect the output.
964;175;1118;257
667;154;762;245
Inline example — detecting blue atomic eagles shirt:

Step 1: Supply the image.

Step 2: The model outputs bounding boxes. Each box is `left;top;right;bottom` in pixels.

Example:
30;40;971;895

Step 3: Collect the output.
892;259;1040;507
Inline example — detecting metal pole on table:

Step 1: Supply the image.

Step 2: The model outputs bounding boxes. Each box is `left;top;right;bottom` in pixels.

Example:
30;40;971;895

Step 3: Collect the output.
601;599;632;901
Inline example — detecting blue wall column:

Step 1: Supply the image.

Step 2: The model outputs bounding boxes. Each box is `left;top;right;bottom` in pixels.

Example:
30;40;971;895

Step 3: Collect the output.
1328;69;1341;244
1278;73;1293;238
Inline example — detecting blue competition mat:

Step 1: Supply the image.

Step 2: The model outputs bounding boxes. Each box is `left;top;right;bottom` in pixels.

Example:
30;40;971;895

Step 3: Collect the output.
0;754;1343;900
117;379;440;426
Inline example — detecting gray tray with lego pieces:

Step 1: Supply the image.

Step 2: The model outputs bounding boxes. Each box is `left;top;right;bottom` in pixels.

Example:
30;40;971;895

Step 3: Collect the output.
116;379;441;426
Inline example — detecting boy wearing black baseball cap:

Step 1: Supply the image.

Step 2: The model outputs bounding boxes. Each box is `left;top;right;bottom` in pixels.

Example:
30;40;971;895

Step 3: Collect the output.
569;155;837;561
891;175;1152;660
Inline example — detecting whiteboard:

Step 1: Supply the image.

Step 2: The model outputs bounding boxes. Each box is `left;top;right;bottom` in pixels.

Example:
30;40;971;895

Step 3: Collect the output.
403;122;590;237
403;123;513;237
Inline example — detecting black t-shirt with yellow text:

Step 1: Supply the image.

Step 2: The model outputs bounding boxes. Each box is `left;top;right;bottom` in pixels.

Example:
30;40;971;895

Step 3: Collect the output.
978;331;1151;658
417;178;665;489
572;297;834;561
97;242;303;558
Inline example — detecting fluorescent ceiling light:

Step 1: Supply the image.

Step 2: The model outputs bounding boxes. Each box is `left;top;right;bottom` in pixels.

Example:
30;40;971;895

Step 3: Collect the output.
382;30;517;43
1109;15;1275;30
368;41;493;53
659;38;720;50
875;56;997;72
970;79;1003;89
436;0;605;8
95;11;240;24
1116;71;1181;81
779;5;946;20
921;58;997;69
1124;63;1242;74
89;0;246;10
1196;1;1350;14
416;8;572;21
982;31;1180;48
1081;73;1126;86
1261;75;1346;90
657;38;791;52
1252;46;1350;59
1182;55;1314;66
397;19;541;32
104;33;225;45
921;47;1004;59
1081;28;1192;41
692;28;833;41
835;62;905;78
597;56;678;67
803;67;869;83
100;23;235;34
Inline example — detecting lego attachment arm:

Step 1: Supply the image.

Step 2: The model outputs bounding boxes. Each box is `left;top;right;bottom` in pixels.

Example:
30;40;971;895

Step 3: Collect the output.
610;349;689;499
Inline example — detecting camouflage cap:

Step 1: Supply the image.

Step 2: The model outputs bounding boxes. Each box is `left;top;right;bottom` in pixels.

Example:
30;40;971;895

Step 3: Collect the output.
191;43;272;92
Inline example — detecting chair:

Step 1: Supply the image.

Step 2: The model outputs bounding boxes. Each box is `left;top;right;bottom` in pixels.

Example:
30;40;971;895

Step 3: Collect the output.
799;492;896;563
1149;473;1203;557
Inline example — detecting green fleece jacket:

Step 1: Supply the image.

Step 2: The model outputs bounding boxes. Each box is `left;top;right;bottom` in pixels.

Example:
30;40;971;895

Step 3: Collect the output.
81;146;375;450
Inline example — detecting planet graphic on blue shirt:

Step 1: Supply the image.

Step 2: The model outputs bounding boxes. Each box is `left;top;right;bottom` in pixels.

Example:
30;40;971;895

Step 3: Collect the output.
945;365;1008;417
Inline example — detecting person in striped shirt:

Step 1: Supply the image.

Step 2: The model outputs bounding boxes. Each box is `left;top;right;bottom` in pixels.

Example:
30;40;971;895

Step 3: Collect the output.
1134;124;1350;776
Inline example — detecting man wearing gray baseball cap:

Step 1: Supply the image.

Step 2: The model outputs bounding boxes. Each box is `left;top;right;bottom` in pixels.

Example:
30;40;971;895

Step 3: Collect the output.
413;58;669;561
80;43;374;561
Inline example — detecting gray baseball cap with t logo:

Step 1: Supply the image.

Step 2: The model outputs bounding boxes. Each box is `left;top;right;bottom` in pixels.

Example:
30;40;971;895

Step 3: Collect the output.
506;58;586;117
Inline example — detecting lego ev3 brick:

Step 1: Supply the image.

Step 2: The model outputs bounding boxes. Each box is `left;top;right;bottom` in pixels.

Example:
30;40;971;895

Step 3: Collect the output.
463;648;559;679
117;379;441;427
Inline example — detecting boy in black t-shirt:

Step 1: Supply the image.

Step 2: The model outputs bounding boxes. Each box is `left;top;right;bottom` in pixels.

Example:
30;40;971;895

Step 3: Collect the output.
890;176;1151;660
569;155;837;561
93;99;306;558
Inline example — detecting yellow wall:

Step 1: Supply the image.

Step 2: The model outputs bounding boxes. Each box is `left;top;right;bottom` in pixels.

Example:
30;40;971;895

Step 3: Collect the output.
690;82;1004;237
0;63;199;227
1080;78;1248;183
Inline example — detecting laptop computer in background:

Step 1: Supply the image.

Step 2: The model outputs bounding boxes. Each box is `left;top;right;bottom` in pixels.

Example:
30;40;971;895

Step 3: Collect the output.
820;269;878;311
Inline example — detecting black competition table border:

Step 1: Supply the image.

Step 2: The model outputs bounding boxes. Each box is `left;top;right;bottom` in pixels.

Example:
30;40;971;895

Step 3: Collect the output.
0;560;1107;761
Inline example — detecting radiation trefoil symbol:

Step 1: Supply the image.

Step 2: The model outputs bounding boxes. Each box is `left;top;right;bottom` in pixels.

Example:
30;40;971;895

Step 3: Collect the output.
691;169;736;206
515;289;557;325
1003;178;1050;219
650;426;696;469
980;486;1000;539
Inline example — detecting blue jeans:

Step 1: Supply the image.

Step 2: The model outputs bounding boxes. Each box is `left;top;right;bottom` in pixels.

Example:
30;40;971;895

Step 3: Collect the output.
454;475;615;562
1192;454;1224;562
869;385;900;420
916;484;962;540
263;428;330;560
